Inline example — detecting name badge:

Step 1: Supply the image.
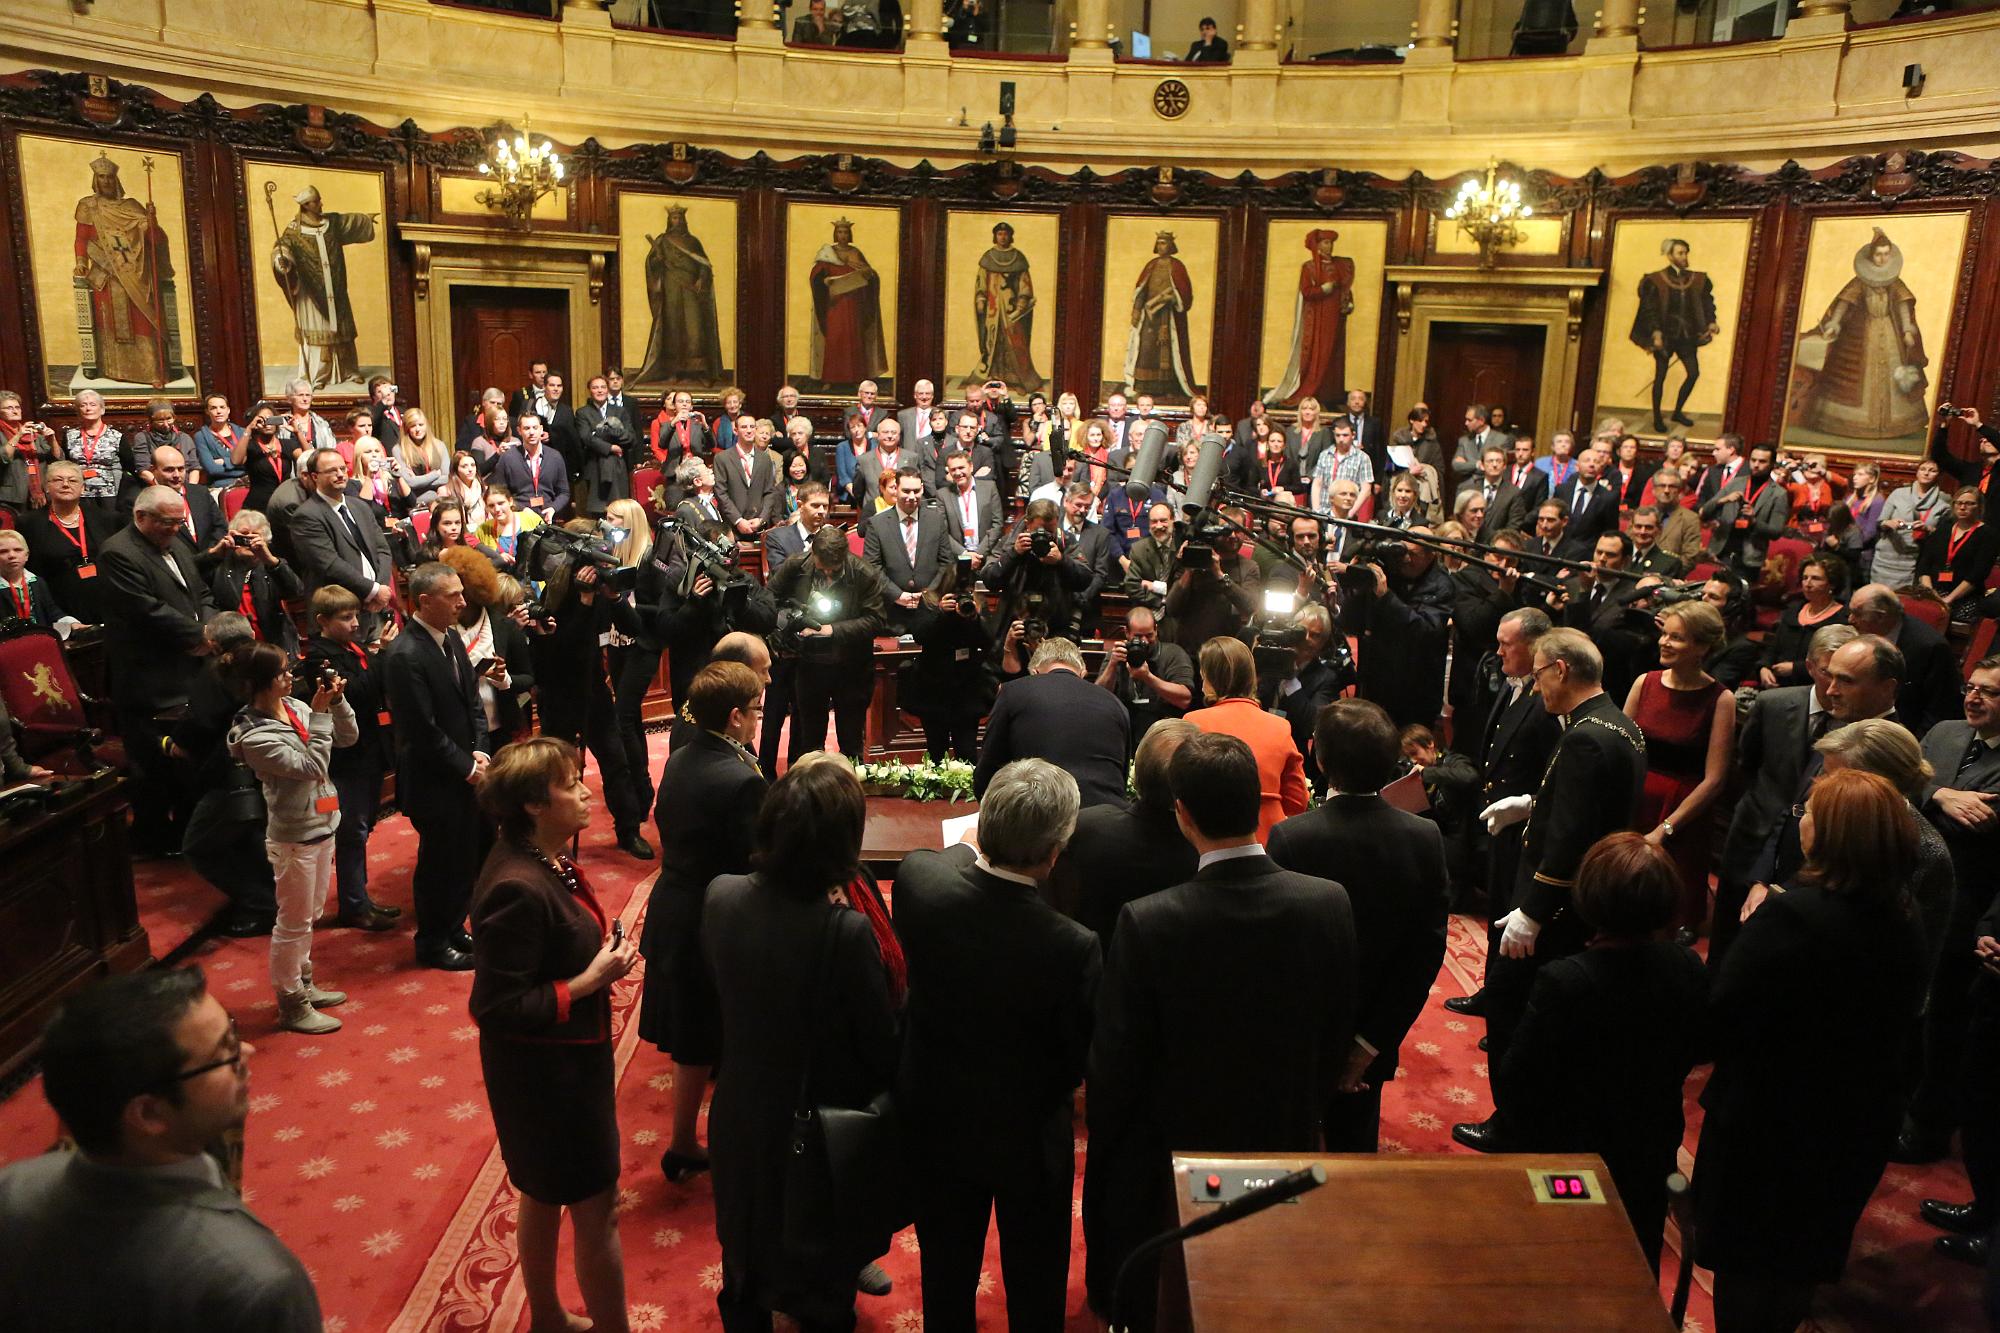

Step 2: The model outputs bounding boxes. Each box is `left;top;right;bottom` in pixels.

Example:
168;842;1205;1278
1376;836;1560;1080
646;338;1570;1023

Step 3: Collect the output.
314;793;340;815
1733;517;1750;530
954;647;971;662
76;563;97;579
1938;571;1957;584
376;710;393;726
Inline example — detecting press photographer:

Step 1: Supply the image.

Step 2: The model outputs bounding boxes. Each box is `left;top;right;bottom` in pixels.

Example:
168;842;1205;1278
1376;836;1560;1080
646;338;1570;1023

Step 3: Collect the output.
656;511;772;707
1161;518;1257;654
983;497;1092;646
903;556;997;762
770;525;886;761
1264;601;1354;789
1335;527;1452;728
1094;603;1196;752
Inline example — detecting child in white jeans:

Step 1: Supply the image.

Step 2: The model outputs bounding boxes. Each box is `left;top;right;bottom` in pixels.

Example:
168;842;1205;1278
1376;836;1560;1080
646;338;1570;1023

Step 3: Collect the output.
224;641;358;1034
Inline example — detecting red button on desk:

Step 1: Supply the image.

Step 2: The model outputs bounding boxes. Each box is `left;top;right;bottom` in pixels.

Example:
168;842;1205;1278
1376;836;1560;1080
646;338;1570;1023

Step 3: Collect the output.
1205;1174;1222;1196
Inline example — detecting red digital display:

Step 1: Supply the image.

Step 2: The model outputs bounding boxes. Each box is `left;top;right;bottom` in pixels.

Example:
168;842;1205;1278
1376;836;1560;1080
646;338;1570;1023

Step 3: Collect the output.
1545;1174;1591;1200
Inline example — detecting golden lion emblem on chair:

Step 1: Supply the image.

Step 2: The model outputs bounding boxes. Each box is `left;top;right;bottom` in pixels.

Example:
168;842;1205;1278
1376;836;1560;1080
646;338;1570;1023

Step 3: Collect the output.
26;662;69;710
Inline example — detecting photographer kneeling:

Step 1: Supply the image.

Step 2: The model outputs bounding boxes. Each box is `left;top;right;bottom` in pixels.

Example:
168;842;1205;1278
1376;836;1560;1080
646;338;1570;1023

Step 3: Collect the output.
770;525;887;762
904;557;997;762
1095;603;1195;754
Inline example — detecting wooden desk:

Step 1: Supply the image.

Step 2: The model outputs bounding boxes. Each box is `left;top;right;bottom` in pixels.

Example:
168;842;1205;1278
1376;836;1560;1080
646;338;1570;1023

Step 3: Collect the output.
1166;1153;1672;1332
861;796;979;874
0;776;148;1082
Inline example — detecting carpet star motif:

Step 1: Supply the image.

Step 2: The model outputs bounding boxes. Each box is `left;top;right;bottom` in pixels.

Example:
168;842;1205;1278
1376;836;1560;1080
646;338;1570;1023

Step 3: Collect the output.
298;1155;337;1180
360;1229;403;1257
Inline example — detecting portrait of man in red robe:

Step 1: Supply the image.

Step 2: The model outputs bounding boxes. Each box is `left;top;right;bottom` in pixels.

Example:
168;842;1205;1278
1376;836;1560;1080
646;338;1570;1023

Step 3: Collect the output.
808;217;890;390
1266;228;1354;407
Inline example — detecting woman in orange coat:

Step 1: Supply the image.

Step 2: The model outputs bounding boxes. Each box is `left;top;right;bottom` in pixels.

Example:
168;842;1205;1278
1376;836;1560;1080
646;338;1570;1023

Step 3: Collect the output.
1183;636;1309;842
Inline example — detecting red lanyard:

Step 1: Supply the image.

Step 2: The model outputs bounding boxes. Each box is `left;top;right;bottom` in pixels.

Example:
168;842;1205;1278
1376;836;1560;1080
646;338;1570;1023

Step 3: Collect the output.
345;641;370;669
54;515;89;561
80;421;108;457
262;439;285;479
5;579;30;619
1948;523;1984;565
528;451;542;489
1550;460;1572;487
281;702;311;747
1744;479;1769;508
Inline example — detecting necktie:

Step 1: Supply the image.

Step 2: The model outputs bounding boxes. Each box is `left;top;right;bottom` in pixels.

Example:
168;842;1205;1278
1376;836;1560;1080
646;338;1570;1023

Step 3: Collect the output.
903;519;917;565
1960;735;1985;777
338;503;364;550
1572;486;1586;517
1810;709;1833;743
1483;484;1495;505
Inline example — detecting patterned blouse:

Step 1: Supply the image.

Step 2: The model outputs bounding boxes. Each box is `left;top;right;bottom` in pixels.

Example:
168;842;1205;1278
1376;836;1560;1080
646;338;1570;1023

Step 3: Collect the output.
64;423;122;500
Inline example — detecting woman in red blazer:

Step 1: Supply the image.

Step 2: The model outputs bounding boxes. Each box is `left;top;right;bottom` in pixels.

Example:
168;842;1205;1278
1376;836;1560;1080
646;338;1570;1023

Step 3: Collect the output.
1183;635;1309;842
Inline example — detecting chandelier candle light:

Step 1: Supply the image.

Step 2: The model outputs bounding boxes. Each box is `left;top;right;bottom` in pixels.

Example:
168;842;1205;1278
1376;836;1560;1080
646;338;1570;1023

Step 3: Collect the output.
476;123;565;228
1445;160;1532;268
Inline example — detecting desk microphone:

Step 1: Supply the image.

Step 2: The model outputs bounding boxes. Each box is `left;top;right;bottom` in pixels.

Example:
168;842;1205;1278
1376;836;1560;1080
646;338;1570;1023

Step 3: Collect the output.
1109;1163;1327;1332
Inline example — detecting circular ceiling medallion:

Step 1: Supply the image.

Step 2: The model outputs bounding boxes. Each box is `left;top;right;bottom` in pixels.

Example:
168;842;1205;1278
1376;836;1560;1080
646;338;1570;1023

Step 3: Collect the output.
1152;79;1191;120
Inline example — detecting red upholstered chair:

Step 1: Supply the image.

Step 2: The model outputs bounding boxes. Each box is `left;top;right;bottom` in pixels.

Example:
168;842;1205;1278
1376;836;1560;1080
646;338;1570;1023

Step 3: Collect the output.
0;509;13;531
847;526;865;557
1964;618;1997;679
1900;592;1949;635
409;508;432;543
222;484;249;520
1688;559;1725;584
1762;537;1813;600
0;621;114;774
632;467;665;515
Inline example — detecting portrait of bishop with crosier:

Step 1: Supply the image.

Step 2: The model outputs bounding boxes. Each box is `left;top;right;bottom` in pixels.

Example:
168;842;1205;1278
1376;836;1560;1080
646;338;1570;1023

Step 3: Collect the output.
74;152;187;389
268;184;379;390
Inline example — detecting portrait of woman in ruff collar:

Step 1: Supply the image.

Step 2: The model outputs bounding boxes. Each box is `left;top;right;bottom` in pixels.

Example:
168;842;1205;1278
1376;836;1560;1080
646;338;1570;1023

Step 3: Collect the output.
1798;228;1929;441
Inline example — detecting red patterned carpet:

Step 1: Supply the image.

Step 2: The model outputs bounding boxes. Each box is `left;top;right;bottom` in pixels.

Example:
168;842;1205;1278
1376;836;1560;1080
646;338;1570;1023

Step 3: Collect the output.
0;742;1986;1331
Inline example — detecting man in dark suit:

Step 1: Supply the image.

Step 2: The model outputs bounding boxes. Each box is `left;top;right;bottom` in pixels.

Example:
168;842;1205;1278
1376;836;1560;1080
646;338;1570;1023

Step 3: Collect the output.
897;759;1101;1333
290;448;397;642
1083;732;1357;1327
506;359;550;425
1447;607;1561;1019
713;428;780;538
489;414;571;520
99;485;218;855
976;637;1130;808
1457;628;1645;1151
1551;448;1617;553
1905;667;2000;1165
573;375;637;518
1555;531;1651;701
142;444;225;554
1626;505;1685;579
1058;483;1114;633
1693;433;1745;507
1049;718;1198;946
770;526;887;761
895;378;941;454
1271;603;1350;789
936;450;1004;567
380;562;492;970
1851;582;1962;734
863;467;963;631
601;369;639;440
540;372;582;478
1507;436;1549;513
1340;389;1389;490
1466;442;1528;539
1268;700;1449;1152
1700;442;1790;579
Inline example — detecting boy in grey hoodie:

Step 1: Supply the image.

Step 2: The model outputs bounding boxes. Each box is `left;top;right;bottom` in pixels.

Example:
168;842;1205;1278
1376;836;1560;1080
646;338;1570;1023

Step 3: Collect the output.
224;642;358;1034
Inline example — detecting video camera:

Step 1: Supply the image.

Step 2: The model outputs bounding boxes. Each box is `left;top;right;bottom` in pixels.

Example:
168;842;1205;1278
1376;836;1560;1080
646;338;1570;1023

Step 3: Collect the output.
1337;537;1408;600
660;515;752;599
516;522;631;612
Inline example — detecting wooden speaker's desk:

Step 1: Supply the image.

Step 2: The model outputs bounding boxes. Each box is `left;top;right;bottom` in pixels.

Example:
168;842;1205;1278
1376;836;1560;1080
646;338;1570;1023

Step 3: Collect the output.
1165;1153;1674;1332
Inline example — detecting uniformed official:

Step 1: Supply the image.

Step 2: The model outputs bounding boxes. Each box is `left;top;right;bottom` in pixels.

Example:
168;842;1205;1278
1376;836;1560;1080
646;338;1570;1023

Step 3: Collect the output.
1454;627;1646;1152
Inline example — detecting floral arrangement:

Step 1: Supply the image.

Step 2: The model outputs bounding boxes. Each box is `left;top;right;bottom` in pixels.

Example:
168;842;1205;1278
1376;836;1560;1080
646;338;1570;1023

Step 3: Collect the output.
850;757;977;803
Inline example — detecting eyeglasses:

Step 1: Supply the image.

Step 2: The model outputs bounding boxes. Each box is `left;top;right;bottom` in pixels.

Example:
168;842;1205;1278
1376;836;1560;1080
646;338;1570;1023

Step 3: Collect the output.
1964;683;2000;702
169;1020;245;1083
1530;661;1563;679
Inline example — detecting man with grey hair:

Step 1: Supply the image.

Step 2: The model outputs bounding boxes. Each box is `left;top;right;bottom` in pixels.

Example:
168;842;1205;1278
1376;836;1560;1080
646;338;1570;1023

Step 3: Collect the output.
1849;581;1961;732
976;636;1131;808
1052;718;1201;947
100;483;218;855
894;757;1099;1332
1457;626;1646;1151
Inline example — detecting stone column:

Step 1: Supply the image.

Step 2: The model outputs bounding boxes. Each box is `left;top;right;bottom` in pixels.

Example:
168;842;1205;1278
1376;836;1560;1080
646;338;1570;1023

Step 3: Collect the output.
1788;0;1851;36
1594;0;1640;39
1072;0;1110;48
1412;0;1456;50
1239;0;1277;51
908;0;944;42
737;0;776;32
1796;0;1852;16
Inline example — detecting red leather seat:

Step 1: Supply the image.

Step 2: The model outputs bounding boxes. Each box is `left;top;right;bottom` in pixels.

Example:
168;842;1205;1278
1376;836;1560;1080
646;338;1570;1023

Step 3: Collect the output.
1900;593;1949;635
222;485;249;520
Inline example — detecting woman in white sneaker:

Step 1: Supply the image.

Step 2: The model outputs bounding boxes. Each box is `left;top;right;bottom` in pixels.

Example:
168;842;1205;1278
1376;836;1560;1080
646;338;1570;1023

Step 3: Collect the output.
224;642;358;1035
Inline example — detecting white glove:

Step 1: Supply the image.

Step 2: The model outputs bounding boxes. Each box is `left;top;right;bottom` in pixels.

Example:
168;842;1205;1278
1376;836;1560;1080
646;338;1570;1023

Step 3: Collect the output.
1498;910;1543;959
1479;794;1533;835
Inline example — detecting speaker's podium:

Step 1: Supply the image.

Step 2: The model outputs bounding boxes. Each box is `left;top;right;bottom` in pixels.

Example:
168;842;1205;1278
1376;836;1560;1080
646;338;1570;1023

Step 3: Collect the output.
1159;1153;1675;1331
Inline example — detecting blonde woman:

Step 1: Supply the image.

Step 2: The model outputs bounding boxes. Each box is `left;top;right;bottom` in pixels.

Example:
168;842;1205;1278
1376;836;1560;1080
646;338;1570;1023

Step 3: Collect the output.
393;406;450;512
1052;390;1084;455
603;496;666;808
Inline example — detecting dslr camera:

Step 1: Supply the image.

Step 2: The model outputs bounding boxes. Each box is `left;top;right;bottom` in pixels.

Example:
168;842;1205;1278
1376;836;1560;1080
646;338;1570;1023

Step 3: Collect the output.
1029;527;1056;559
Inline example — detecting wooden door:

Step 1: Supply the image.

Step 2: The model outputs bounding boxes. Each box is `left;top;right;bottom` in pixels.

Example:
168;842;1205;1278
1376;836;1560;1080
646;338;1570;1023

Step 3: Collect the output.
1423;321;1546;440
448;286;570;423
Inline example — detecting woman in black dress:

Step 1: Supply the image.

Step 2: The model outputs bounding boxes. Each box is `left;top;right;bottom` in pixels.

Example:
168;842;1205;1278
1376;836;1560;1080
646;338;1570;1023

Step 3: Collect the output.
702;758;898;1333
238;403;289;514
470;737;640;1333
1495;833;1705;1275
1694;767;1929;1333
639;661;768;1184
1757;553;1848;688
1917;486;1999;626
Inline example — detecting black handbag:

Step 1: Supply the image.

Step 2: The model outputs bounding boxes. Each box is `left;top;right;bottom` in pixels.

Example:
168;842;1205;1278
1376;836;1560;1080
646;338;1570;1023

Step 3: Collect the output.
780;909;912;1266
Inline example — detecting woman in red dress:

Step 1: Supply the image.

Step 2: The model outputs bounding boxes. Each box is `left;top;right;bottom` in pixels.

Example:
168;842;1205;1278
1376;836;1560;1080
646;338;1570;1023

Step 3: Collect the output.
1624;599;1737;935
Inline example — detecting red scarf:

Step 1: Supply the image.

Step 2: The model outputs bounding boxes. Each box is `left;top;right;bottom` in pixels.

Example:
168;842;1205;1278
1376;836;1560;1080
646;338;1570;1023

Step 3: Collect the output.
843;872;906;1005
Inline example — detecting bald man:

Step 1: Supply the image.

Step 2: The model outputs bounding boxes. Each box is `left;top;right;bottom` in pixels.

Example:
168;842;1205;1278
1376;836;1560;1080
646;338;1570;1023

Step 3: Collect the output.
133;443;226;554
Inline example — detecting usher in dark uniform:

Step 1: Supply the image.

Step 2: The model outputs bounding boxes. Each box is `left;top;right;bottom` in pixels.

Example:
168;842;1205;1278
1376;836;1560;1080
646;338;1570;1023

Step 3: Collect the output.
1485;691;1646;1072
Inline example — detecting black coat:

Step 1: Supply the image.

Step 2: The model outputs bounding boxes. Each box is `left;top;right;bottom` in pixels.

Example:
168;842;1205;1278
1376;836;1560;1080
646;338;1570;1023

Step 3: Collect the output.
18;508;115;625
1896;613;1963;735
1495;940;1705;1269
209;558;303;651
1719;685;1814;888
702;875;899;1323
1082;852;1357;1313
296;635;391;777
1693;883;1927;1282
97;524;215;712
1517;692;1647;922
894;845;1101;1181
1268;794;1449;1084
974;668;1131;808
1551;477;1618;548
1341;560;1452;729
378;622;488;820
1047;799;1198;948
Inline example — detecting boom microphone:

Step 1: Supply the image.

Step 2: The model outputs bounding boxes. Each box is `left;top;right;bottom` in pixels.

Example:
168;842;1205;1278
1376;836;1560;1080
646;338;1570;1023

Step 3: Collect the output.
1180;436;1225;517
1123;422;1171;501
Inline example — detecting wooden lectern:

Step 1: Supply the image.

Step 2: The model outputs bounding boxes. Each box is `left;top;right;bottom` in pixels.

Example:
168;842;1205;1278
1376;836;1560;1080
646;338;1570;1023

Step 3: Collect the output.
1162;1153;1675;1331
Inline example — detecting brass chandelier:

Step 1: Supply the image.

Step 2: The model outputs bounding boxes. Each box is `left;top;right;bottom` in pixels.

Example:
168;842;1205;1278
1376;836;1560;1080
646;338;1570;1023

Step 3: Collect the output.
476;122;565;228
1445;160;1532;268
